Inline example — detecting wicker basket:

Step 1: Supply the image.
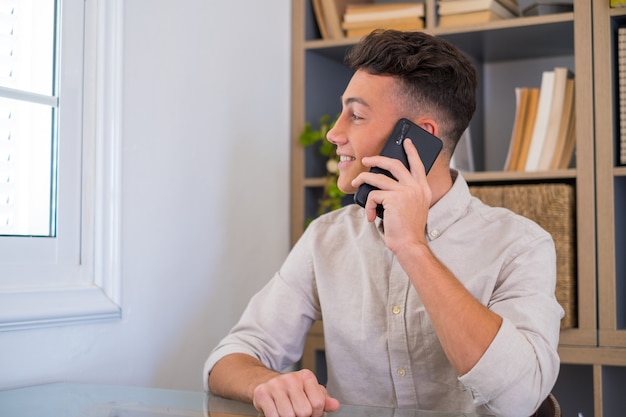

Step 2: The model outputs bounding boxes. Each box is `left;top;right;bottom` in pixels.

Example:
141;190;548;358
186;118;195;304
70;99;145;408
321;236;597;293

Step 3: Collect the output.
469;183;577;329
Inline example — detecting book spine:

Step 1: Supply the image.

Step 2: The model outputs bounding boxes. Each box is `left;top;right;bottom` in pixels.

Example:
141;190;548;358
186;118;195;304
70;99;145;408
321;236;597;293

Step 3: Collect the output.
616;26;626;165
525;71;556;171
342;16;423;30
344;6;424;22
320;0;344;39
437;0;515;18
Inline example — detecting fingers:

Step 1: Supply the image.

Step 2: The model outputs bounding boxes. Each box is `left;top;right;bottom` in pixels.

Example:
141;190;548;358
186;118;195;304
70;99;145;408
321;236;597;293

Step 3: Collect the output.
324;393;341;413
352;139;424;189
301;372;332;417
252;370;339;417
403;139;427;179
350;139;430;222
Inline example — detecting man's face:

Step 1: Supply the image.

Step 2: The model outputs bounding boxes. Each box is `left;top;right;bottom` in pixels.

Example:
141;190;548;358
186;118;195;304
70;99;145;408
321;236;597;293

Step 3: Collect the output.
327;70;402;194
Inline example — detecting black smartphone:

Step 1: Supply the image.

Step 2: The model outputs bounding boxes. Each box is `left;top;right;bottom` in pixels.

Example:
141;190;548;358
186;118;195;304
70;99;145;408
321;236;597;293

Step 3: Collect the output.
353;118;443;219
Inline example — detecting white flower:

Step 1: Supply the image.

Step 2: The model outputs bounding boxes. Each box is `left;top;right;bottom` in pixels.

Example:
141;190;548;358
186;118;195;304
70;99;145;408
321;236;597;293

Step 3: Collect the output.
326;159;338;174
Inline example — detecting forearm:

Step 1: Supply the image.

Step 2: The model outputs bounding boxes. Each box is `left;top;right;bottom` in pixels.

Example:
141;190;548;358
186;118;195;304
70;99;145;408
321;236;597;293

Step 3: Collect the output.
396;242;502;375
208;353;280;403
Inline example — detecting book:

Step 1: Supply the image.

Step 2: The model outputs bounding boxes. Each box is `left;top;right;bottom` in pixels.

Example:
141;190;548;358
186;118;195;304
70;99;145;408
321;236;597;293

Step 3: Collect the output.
524;70;556;171
522;3;572;16
437;0;516;18
616;26;626;165
346;2;425;13
438;10;504;27
321;0;373;39
312;0;330;39
344;2;424;22
344;18;425;38
343;2;425;36
550;78;575;170
556;84;576;169
537;67;574;170
440;0;519;14
320;0;344;39
514;87;540;171
504;87;530;170
342;16;424;29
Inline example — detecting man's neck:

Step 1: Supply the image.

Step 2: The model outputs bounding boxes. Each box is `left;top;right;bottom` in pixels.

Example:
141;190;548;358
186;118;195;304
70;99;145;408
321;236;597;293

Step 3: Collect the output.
427;165;455;207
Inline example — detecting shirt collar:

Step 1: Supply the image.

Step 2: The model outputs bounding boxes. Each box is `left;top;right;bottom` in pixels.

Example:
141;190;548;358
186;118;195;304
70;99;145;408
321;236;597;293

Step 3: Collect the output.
425;170;472;242
373;170;472;240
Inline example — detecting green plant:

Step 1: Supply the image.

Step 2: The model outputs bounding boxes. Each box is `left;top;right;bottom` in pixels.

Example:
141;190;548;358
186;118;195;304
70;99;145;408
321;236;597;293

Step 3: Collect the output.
299;114;345;219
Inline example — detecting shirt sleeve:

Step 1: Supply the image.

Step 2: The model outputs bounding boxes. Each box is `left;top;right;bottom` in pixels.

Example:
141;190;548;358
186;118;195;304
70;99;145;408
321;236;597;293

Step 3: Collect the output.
458;232;564;417
203;227;321;392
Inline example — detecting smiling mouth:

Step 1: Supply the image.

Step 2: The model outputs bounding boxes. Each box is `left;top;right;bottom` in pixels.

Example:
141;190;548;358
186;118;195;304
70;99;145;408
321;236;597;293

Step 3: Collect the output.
339;155;356;162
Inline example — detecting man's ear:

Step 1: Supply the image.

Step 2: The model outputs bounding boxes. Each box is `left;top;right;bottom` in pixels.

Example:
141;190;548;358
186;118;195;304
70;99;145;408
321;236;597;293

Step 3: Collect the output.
417;119;438;137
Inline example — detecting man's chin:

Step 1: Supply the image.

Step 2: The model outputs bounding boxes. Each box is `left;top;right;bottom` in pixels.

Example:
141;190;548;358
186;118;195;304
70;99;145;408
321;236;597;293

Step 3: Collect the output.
337;169;368;195
337;181;357;195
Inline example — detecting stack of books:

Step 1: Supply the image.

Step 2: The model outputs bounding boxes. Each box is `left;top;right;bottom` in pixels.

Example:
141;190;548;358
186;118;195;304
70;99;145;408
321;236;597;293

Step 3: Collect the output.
341;2;425;38
312;0;373;39
437;0;519;28
504;66;576;172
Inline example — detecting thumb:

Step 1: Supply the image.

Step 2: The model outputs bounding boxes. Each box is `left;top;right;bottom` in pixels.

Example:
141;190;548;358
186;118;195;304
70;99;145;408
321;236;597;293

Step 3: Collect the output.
324;394;340;412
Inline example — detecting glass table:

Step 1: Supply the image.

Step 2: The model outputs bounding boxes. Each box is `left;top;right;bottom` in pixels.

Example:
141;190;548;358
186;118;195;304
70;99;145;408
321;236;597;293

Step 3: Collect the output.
0;382;493;417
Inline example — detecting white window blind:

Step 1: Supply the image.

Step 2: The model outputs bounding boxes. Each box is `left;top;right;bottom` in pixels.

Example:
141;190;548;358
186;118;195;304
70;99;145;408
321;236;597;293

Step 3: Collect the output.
0;0;57;236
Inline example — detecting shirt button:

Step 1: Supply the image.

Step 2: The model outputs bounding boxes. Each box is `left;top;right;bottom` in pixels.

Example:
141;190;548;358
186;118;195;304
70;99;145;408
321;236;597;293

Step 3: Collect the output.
392;305;401;315
397;368;406;377
429;229;440;239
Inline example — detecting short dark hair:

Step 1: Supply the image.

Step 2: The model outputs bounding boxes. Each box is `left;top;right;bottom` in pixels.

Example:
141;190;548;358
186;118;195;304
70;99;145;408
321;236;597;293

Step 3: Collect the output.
345;29;477;156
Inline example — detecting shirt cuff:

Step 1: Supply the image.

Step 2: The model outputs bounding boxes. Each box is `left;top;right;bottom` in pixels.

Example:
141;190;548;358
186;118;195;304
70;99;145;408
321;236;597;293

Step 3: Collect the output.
458;317;535;406
203;345;259;392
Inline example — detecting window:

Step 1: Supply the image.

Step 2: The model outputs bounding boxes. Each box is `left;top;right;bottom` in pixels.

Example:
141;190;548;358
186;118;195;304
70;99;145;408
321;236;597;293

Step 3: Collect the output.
0;0;123;331
0;0;56;237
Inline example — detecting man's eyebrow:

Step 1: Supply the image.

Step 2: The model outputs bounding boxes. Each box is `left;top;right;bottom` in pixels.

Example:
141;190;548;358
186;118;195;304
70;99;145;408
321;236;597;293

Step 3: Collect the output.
341;96;370;107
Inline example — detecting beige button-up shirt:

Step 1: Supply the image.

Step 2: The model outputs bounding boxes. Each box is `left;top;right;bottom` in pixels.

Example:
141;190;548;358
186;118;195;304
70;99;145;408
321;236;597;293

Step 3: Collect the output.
205;173;564;417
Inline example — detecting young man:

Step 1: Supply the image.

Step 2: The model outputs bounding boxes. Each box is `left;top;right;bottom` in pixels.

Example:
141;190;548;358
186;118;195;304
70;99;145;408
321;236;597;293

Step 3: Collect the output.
205;30;563;417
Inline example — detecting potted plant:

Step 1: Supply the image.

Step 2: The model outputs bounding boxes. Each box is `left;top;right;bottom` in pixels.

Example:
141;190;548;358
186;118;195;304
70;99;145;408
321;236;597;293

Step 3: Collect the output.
299;114;345;221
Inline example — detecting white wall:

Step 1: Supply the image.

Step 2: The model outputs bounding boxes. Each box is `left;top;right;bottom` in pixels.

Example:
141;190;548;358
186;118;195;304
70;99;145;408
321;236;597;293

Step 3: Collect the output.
0;0;291;392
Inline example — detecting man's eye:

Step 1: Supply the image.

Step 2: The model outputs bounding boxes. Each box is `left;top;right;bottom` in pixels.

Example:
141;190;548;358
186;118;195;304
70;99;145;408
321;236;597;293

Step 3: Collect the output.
351;113;363;121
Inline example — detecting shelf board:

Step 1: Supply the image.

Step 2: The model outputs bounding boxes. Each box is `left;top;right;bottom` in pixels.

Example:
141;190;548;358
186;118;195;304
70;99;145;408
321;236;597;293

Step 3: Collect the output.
558;346;626;366
305;13;574;62
610;6;626;17
303;177;328;187
615;166;626;176
433;13;574;61
463;169;576;183
302;170;577;188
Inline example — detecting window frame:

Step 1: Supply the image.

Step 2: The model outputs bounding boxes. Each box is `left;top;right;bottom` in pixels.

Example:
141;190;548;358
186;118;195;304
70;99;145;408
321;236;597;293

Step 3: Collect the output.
0;0;123;331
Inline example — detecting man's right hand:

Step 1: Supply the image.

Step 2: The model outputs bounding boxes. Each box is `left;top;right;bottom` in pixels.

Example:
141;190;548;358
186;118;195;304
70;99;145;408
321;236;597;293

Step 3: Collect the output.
252;369;340;417
208;354;340;417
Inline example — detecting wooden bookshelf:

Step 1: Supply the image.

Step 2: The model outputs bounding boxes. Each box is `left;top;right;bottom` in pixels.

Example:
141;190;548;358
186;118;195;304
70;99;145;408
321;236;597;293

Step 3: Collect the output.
592;3;626;416
291;0;626;414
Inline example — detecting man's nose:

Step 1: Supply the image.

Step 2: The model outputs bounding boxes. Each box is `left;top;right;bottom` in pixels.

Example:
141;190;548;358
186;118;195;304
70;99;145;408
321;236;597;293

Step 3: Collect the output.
327;119;345;145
